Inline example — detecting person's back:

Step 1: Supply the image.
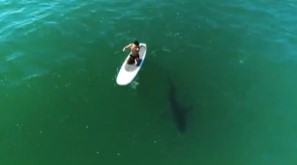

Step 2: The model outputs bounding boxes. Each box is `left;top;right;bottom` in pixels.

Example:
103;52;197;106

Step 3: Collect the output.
122;40;141;66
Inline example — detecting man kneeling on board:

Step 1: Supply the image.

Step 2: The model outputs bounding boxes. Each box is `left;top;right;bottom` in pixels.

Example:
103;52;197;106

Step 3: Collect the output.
122;40;141;66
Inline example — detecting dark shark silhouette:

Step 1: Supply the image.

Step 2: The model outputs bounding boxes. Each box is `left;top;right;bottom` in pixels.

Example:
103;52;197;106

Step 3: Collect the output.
167;78;190;133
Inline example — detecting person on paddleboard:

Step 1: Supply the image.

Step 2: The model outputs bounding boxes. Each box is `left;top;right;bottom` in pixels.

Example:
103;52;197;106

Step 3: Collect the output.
122;40;141;66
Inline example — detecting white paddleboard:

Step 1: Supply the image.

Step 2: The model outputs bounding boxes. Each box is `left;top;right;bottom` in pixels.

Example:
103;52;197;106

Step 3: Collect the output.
116;43;147;86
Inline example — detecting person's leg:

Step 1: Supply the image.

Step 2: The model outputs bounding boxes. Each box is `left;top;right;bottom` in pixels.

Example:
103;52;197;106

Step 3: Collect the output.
136;57;141;66
135;54;140;66
127;55;135;64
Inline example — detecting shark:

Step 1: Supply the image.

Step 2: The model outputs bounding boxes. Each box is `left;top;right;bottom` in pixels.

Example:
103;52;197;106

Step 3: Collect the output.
167;78;191;133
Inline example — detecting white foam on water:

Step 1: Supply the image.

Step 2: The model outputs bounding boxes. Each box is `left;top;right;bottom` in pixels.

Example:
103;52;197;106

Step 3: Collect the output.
130;79;139;89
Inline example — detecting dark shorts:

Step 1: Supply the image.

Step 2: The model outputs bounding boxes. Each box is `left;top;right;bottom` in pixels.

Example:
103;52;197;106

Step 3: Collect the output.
127;54;140;64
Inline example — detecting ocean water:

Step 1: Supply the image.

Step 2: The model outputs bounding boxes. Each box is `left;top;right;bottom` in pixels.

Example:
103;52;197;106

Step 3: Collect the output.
1;0;297;165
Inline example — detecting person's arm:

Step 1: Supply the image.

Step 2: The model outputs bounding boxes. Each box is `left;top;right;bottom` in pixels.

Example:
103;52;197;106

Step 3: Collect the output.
122;43;132;51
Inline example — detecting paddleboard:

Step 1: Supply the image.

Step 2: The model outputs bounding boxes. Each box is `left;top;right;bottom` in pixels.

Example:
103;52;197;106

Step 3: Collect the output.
116;43;147;86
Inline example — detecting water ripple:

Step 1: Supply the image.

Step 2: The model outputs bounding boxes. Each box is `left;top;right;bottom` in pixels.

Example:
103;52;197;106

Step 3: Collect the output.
5;52;24;62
